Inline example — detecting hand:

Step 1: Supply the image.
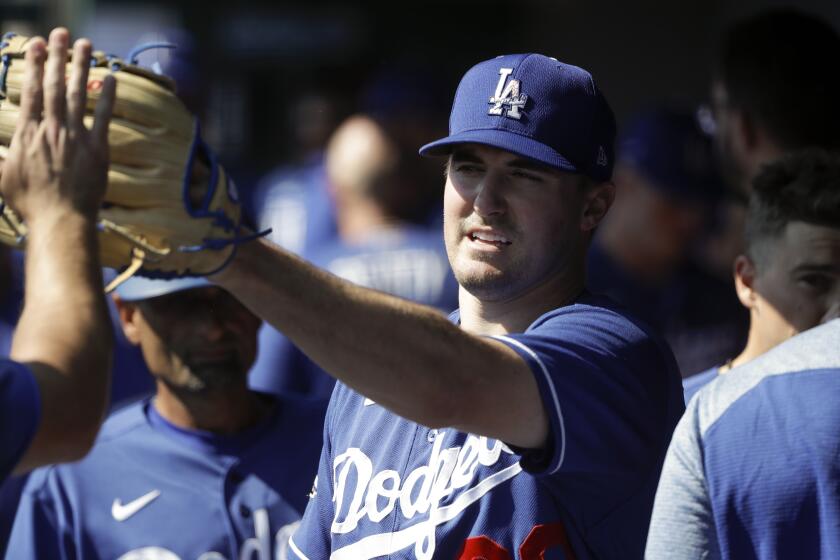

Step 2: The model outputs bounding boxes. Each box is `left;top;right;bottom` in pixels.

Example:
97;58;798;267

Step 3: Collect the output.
0;28;116;224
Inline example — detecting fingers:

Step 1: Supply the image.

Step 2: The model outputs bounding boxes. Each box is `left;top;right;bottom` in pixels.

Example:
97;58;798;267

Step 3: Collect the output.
43;28;70;131
18;38;46;124
91;75;116;148
66;38;92;132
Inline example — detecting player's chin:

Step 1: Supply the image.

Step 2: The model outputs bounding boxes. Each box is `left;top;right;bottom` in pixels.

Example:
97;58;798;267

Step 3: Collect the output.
454;265;511;296
186;359;248;389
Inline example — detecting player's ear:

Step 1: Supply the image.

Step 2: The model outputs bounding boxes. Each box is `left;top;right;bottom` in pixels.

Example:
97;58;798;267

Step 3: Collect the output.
734;254;757;309
111;294;141;345
580;180;615;233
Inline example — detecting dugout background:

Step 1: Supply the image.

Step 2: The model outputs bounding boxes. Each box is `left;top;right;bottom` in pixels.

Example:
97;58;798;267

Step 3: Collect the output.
2;0;839;180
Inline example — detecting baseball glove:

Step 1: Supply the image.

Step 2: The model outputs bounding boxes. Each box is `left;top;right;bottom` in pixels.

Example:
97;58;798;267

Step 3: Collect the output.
0;32;262;291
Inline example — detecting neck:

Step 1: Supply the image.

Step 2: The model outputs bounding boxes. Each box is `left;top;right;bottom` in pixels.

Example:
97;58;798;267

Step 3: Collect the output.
153;380;271;435
726;312;788;372
336;197;400;244
458;266;585;335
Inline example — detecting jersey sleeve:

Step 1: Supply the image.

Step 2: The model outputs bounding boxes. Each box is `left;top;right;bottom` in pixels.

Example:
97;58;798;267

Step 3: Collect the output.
6;468;75;560
288;386;339;559
0;360;41;483
492;306;682;480
646;397;721;559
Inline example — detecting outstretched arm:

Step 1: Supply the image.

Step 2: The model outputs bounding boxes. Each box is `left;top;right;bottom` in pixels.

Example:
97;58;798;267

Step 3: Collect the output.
213;238;548;449
1;29;116;472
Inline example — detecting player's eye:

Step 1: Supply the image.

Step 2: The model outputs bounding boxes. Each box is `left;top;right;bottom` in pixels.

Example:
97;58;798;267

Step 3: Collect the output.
453;163;483;175
511;169;543;183
797;273;833;294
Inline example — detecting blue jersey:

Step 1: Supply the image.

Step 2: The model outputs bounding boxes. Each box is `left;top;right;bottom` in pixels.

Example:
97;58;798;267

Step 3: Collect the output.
0;361;39;485
7;394;327;560
250;226;458;399
248;157;336;256
290;294;684;559
648;319;840;559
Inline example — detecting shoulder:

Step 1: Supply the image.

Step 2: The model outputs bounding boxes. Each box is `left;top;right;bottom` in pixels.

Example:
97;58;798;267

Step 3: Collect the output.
0;360;40;482
694;320;840;440
93;399;153;444
520;293;668;356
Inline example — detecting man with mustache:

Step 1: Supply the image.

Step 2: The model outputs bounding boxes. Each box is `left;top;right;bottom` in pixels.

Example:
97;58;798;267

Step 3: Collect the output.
212;53;685;559
6;277;325;559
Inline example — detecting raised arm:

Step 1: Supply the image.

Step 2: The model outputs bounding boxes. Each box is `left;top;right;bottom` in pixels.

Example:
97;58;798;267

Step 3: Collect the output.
1;29;116;472
213;238;548;449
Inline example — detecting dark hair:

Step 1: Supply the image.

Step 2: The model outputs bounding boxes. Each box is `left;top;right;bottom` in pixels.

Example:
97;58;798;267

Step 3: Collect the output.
746;149;840;263
715;9;840;150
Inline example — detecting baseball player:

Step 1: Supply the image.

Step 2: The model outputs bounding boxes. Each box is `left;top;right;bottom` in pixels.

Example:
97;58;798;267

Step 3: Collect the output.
6;276;326;559
249;115;458;397
695;8;840;282
0;29;115;482
212;53;685;559
587;109;742;377
683;8;840;397
647;151;840;560
682;149;840;404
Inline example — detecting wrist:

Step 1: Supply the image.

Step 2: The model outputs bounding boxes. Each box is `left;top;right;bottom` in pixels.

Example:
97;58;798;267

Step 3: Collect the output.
24;207;98;233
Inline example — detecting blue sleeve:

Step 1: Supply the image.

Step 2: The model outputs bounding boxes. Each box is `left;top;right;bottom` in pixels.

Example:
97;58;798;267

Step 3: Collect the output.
493;306;682;481
288;386;339;559
0;361;41;483
5;468;74;560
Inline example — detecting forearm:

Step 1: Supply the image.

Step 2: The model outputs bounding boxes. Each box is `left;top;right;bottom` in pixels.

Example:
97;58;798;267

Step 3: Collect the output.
214;239;541;442
14;211;113;466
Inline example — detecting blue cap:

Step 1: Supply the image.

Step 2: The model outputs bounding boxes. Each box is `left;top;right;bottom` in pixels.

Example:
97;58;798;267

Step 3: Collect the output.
618;109;724;205
114;276;213;302
419;53;616;182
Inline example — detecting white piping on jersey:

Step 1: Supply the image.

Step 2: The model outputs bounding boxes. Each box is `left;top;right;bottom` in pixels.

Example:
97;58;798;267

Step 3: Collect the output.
288;536;312;560
492;335;566;473
329;463;522;560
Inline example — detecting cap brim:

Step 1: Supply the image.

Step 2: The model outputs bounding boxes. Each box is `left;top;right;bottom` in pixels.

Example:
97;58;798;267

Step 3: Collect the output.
113;276;213;302
419;129;580;174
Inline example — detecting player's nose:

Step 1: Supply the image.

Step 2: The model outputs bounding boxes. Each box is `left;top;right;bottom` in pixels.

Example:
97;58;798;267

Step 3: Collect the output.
472;173;507;218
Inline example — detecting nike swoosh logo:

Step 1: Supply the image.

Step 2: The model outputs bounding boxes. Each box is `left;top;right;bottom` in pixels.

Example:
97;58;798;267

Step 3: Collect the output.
111;490;161;522
363;398;376;407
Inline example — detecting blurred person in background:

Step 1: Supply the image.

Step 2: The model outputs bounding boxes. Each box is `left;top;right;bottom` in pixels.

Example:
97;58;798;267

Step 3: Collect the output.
587;108;742;376
683;150;840;401
647;149;840;560
247;89;341;257
7;277;326;559
697;8;840;282
249;114;458;397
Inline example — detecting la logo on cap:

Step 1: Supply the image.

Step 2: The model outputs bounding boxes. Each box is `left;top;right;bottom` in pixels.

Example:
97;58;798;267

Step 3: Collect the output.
488;68;527;120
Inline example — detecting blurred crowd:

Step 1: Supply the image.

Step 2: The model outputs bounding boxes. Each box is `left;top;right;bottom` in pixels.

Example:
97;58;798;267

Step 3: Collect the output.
0;5;839;560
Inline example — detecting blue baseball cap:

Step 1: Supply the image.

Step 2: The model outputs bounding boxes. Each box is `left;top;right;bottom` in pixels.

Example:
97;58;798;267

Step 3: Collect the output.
618;108;724;205
419;53;616;182
114;276;213;302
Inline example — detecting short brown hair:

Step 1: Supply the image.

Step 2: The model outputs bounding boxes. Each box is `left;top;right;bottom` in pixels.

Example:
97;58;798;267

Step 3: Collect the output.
746;149;840;265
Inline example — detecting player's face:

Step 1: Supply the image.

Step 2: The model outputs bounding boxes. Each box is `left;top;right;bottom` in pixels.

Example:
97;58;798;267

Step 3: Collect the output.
128;287;262;391
741;221;840;349
443;144;595;301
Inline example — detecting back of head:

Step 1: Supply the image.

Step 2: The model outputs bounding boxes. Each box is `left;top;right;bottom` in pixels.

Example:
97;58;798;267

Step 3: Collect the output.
618;108;723;205
746;149;840;263
715;9;840;150
325;115;399;202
